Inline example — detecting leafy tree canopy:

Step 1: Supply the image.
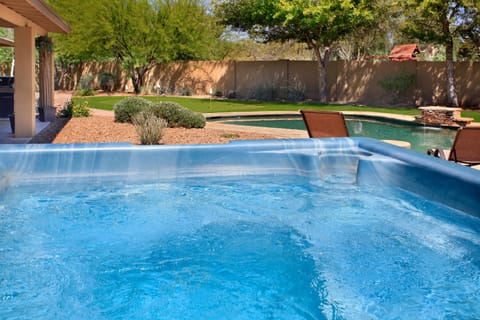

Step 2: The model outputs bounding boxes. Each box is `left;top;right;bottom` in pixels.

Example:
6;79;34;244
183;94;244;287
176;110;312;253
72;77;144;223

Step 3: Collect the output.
0;28;14;73
47;0;225;93
400;0;479;49
216;0;379;48
399;0;480;105
214;0;384;102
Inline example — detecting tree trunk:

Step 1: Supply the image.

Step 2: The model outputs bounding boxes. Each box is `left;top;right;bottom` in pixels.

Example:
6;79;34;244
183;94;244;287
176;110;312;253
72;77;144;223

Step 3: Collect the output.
131;74;141;94
131;67;147;94
38;37;56;122
311;45;331;103
445;36;459;107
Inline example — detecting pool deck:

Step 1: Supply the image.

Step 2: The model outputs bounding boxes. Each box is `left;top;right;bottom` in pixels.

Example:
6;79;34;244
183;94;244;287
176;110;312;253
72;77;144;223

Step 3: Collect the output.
206;111;307;139
206;111;418;142
206;111;416;149
206;110;417;122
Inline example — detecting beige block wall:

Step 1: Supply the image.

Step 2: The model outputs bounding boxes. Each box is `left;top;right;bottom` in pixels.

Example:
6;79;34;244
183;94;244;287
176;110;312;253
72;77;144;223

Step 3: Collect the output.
335;60;418;105
50;60;480;108
416;61;447;106
148;61;234;95
288;61;319;99
234;60;288;99
455;61;480;107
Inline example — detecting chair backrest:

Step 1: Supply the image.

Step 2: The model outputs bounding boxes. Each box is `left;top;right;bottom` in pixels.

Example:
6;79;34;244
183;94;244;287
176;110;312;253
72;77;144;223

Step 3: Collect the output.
449;126;480;166
300;110;349;138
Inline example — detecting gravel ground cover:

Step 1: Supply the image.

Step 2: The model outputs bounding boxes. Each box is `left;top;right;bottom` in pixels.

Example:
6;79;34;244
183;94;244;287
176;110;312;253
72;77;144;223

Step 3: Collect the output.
30;91;289;144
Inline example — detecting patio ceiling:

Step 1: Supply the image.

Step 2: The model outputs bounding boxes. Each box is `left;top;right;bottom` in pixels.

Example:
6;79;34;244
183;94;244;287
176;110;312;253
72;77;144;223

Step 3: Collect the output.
0;0;70;34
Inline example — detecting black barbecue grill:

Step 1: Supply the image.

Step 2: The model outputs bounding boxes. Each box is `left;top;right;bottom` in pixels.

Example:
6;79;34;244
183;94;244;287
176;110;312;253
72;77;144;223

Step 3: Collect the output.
0;76;14;118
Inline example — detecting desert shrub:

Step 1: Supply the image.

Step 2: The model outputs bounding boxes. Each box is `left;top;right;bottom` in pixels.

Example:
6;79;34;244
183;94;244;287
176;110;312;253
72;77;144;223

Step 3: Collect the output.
114;97;152;123
251;85;278;101
75;88;95;96
226;90;236;99
98;72;116;92
286;80;306;102
178;110;207;128
148;102;206;128
132;110;167;145
59;100;90;118
78;74;94;90
140;85;156;95
180;87;192;96
210;88;222;97
379;71;416;103
155;82;168;95
221;133;240;139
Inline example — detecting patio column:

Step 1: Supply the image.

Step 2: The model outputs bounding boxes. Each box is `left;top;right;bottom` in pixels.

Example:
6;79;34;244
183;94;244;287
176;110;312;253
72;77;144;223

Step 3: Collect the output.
14;26;36;138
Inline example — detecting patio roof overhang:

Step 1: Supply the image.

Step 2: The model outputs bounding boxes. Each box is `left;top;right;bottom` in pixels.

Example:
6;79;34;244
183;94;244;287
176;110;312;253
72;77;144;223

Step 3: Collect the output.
0;37;14;47
0;0;71;139
0;0;70;35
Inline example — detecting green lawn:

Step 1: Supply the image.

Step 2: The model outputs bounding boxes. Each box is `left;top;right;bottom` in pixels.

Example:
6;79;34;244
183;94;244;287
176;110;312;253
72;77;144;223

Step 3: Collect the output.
74;95;480;122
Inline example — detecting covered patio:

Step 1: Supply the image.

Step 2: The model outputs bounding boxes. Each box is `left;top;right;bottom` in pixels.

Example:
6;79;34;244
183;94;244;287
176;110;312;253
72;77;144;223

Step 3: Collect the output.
0;0;70;140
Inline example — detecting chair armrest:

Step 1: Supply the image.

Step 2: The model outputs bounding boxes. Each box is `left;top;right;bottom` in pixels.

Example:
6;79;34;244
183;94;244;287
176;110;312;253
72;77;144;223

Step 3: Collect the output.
427;148;449;160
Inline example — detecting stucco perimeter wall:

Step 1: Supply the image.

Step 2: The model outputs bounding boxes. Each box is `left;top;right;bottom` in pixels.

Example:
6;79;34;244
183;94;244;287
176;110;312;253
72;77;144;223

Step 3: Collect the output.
336;60;417;105
147;61;235;95
56;60;480;107
455;61;480;107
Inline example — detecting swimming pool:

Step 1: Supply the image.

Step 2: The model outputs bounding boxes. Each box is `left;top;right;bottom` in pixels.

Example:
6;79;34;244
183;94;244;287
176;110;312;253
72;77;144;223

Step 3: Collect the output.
1;139;479;319
224;115;457;153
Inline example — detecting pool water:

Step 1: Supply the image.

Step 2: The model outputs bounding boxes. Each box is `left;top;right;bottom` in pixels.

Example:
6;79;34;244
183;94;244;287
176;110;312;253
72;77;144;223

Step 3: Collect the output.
2;174;479;319
226;117;457;153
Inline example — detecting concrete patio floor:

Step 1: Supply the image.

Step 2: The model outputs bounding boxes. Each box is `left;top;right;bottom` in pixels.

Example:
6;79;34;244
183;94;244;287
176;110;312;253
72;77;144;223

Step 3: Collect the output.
0;117;50;144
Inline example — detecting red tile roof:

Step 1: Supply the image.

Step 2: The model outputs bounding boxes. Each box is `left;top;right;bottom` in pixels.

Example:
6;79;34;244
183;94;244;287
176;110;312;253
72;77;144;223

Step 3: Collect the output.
388;44;420;61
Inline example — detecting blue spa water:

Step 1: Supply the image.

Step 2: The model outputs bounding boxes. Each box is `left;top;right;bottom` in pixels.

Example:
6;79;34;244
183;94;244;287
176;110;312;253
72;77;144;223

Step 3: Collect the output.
1;175;479;319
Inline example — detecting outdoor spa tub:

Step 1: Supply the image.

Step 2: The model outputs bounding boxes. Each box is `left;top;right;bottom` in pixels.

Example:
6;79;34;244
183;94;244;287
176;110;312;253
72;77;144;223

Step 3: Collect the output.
1;138;479;319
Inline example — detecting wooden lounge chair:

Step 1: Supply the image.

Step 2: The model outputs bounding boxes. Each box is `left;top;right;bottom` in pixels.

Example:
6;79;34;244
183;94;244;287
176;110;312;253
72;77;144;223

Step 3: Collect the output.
300;110;349;138
427;126;480;166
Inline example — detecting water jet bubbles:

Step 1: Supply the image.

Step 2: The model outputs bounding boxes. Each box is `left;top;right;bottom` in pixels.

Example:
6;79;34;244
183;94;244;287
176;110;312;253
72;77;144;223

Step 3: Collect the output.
353;121;363;134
